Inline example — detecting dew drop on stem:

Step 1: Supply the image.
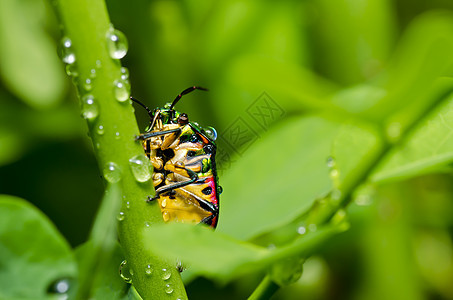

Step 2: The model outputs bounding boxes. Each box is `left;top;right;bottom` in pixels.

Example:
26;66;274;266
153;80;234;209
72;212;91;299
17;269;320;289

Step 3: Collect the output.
60;37;76;64
129;154;152;182
113;78;130;102
81;94;98;120
103;162;121;183
106;27;128;59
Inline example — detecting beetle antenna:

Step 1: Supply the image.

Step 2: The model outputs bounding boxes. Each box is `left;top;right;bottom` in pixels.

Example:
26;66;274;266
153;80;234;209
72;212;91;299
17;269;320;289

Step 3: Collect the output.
130;96;154;119
170;86;208;110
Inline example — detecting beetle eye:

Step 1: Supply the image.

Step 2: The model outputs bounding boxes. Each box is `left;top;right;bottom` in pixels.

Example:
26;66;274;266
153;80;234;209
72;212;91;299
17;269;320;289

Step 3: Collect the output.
178;113;189;125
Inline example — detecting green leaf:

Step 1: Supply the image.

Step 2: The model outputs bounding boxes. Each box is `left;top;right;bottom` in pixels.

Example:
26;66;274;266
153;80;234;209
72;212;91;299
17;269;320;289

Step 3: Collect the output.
372;90;453;182
0;195;76;299
311;0;396;84
331;121;383;190
142;223;339;283
218;116;340;240
75;241;128;300
357;184;423;300
75;183;122;299
360;12;453;124
0;0;65;108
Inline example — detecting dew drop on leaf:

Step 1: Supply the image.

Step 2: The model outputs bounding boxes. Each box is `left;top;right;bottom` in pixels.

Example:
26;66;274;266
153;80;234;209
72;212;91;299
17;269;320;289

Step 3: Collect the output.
145;264;153;276
161;268;171;280
47;278;71;296
119;260;132;284
165;284;173;294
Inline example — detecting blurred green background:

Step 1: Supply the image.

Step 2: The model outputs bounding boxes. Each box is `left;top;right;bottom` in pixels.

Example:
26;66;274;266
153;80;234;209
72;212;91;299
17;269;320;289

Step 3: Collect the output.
1;0;453;299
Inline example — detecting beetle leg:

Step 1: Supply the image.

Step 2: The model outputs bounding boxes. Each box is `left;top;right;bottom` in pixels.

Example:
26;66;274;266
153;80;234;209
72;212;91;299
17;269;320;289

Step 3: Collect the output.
152;172;164;187
136;128;181;141
150;156;164;170
200;212;218;227
147;167;198;202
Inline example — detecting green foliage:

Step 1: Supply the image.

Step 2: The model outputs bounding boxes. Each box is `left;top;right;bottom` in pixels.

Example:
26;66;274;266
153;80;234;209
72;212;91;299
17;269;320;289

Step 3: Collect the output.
0;196;76;299
2;0;453;299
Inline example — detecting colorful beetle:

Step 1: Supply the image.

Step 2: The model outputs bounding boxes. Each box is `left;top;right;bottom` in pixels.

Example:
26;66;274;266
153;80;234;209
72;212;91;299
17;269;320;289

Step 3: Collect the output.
131;87;220;228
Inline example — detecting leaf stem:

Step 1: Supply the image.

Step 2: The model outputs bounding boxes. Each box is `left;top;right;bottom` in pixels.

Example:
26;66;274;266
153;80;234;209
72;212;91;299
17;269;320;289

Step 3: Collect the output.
309;78;453;225
49;0;187;298
248;275;280;300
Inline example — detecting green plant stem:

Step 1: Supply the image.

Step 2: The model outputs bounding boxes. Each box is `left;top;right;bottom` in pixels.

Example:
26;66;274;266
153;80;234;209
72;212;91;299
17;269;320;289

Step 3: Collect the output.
309;78;453;226
248;275;280;300
50;0;187;299
76;183;121;299
251;78;453;297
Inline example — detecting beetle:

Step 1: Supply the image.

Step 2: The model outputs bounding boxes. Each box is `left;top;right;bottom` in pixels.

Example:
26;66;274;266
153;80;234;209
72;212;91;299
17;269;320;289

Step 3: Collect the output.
131;86;220;228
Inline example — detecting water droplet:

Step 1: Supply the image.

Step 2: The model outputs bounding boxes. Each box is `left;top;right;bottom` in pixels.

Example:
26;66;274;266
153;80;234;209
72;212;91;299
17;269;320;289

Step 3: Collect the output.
308;224;317;232
95;142;100;149
115;132;121;139
129;154;152;182
130;268;134;276
203;126;217;141
81;94;98;120
60;37;76;64
96;125;104;135
165;284;173;294
126;201;130;209
89;68;96;78
326;156;335;168
297;226;306;235
161;268;171;280
106;27;128;59
386;122;401;141
103;162;121;183
117;211;125;221
161;198;167;208
331;189;342;201
113;79;130;102
83;77;93;91
120;67;129;81
119;260;132;284
162;211;170;222
145;221;151;228
95;60;102;68
217;186;223;194
329;169;339;179
65;64;78;77
145;264;153;276
47;278;71;297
